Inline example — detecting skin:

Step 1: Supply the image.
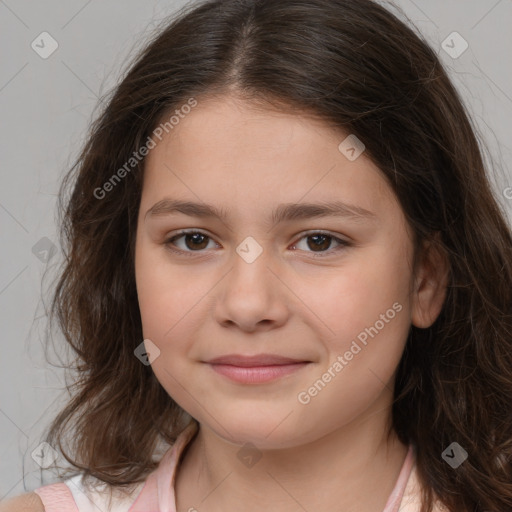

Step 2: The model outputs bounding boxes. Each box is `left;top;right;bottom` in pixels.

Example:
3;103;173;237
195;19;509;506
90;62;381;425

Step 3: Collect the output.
134;93;448;512
0;492;45;511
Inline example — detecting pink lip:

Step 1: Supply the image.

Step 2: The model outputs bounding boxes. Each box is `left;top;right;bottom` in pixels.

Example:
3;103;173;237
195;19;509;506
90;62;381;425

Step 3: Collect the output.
205;354;311;384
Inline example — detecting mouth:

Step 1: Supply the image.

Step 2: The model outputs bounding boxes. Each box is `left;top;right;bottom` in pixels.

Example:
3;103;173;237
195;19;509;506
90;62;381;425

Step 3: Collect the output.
204;354;312;384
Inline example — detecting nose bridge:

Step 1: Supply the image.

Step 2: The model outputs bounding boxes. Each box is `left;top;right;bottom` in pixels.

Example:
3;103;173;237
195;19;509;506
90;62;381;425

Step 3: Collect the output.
214;236;289;330
228;235;275;297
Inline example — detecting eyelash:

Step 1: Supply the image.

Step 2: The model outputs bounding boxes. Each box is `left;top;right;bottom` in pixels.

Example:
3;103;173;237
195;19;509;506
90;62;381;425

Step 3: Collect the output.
163;230;351;258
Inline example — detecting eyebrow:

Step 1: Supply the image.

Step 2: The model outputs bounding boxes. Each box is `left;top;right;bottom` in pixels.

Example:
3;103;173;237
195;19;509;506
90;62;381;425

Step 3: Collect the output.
145;198;376;227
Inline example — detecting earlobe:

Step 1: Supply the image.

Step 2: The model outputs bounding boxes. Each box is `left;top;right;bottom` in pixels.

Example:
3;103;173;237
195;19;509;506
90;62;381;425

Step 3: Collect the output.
411;236;450;329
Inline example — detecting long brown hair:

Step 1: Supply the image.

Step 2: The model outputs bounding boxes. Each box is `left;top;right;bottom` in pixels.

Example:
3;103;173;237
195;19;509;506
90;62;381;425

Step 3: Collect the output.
42;0;512;510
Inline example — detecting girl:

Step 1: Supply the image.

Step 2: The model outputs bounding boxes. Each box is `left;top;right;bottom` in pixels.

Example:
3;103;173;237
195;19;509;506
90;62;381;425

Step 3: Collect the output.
4;0;512;510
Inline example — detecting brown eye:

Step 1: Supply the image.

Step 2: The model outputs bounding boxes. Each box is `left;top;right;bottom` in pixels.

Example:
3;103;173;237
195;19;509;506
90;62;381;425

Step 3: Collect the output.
182;233;210;250
291;231;351;257
306;234;333;251
164;231;217;253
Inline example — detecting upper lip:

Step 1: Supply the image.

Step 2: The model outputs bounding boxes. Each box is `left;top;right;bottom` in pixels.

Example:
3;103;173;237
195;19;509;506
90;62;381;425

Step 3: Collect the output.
206;354;310;367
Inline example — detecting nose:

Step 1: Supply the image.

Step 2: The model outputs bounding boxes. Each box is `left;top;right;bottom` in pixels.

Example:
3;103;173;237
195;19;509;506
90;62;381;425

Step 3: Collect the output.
213;247;289;333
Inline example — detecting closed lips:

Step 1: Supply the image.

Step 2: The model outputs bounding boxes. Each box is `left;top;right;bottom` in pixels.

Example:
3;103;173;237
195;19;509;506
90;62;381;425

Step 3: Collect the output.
206;354;310;366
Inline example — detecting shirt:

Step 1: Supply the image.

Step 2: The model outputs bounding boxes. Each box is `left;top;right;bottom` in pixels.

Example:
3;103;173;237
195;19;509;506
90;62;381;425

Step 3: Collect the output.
33;421;443;512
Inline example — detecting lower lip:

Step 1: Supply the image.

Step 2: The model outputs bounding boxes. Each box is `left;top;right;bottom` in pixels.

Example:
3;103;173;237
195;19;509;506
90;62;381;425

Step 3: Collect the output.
207;363;310;384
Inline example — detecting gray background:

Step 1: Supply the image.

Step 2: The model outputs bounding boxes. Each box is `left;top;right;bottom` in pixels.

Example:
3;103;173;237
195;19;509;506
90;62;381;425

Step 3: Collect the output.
1;0;511;500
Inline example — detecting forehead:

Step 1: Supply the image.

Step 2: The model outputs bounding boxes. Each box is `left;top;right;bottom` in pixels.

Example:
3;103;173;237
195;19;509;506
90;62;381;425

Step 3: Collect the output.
141;95;399;224
149;95;345;161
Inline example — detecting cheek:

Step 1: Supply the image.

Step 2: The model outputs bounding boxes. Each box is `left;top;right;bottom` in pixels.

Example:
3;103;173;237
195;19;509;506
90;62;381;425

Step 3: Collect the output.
135;240;203;337
134;243;219;401
318;251;411;341
296;287;410;439
308;241;413;400
135;247;206;408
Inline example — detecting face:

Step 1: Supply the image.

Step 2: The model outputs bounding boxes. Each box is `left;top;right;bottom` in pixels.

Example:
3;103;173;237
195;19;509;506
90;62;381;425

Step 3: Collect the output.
134;94;420;449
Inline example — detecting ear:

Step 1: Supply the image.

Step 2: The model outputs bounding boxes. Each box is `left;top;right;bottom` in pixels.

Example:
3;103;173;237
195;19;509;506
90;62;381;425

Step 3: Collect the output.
411;234;450;328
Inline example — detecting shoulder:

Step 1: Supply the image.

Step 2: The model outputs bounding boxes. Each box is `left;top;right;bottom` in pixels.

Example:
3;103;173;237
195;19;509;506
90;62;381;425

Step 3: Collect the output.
0;492;45;511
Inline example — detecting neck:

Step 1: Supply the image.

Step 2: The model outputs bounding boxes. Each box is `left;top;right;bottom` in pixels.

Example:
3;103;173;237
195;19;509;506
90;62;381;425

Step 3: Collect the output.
175;398;409;512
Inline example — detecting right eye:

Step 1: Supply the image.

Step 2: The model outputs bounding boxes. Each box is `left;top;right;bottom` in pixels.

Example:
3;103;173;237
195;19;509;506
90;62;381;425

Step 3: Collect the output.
164;230;219;255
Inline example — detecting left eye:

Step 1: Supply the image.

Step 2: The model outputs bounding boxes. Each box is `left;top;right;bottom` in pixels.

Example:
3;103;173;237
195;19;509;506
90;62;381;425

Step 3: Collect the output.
291;232;349;255
164;230;350;257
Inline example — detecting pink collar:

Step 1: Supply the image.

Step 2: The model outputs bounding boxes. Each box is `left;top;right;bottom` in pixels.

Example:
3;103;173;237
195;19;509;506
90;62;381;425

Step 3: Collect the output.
129;422;415;512
129;420;199;512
